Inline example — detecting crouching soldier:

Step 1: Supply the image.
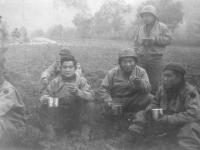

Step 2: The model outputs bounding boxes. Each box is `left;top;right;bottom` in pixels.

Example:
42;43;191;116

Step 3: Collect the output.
0;63;26;146
128;62;200;150
39;47;82;94
39;55;95;140
99;48;153;132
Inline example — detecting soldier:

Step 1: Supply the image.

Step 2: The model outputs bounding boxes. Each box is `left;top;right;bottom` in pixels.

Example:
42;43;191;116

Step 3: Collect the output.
39;47;82;93
128;62;200;150
0;16;8;72
133;5;172;95
39;55;95;140
0;60;26;146
99;48;153;128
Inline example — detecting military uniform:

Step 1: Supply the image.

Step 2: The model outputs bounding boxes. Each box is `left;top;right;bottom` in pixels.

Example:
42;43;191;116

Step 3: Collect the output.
99;65;153;111
0;20;8;71
39;74;95;132
0;80;26;145
99;49;153;125
133;5;172;95
129;63;200;150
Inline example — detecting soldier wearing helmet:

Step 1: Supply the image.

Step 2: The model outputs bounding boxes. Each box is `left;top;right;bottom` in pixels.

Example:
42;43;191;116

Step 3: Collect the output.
133;5;172;95
99;48;153;133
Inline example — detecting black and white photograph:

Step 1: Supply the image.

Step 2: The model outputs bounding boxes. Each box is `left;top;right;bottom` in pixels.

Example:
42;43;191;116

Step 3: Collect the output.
0;0;200;150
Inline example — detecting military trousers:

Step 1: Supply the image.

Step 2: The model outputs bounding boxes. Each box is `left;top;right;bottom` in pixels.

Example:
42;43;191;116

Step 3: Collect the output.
138;54;164;95
38;101;96;132
129;111;200;150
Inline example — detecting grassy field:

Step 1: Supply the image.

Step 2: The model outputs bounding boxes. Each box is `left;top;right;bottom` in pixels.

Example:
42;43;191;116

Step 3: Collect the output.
2;38;200;150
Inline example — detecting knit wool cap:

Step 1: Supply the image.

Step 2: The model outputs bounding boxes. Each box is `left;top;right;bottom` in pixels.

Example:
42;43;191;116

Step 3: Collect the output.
164;62;186;75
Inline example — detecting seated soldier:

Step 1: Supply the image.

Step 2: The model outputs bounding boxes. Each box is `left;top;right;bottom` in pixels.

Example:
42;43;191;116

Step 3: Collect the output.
99;48;153;127
39;55;95;140
127;62;200;150
0;62;26;146
39;47;82;93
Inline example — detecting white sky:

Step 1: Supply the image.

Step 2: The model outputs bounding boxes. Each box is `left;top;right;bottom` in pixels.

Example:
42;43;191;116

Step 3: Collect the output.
0;0;145;33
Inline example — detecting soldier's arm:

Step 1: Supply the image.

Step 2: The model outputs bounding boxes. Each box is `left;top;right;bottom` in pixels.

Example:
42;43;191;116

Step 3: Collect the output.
154;25;172;46
40;80;56;103
145;90;160;111
75;62;82;76
0;87;18;116
163;90;200;125
130;70;151;93
140;70;151;93
133;28;140;52
41;61;57;81
99;70;115;103
75;78;95;102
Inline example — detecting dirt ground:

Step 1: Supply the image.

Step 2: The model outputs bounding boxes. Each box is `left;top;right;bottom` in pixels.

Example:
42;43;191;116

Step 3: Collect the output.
2;38;200;150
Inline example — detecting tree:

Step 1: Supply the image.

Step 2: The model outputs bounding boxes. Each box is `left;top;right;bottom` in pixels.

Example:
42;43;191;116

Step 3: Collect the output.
54;0;89;13
135;0;184;32
93;0;131;37
72;13;93;38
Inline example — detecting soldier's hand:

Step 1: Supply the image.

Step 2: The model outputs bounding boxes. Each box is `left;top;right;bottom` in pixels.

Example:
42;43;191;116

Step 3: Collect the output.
42;78;48;86
155;114;167;122
107;101;113;107
40;95;50;105
132;77;142;85
149;37;156;44
67;83;78;94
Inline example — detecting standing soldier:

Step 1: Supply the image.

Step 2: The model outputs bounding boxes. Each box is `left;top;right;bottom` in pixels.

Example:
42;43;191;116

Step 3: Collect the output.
0;16;8;72
133;5;172;95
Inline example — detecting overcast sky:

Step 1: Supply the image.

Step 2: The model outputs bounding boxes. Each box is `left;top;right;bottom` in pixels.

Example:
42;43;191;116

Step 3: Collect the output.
0;0;145;33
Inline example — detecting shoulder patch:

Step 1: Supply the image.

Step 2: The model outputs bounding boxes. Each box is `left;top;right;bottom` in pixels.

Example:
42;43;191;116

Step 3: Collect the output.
3;89;9;94
190;92;196;98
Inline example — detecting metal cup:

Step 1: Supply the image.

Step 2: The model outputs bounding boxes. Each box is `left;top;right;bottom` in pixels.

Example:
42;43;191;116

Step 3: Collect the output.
48;98;59;108
151;108;163;120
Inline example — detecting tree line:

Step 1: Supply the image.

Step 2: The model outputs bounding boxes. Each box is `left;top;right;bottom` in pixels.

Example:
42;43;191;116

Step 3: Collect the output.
31;0;200;46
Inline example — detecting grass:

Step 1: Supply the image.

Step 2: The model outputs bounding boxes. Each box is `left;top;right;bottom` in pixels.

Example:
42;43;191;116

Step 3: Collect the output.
2;38;200;150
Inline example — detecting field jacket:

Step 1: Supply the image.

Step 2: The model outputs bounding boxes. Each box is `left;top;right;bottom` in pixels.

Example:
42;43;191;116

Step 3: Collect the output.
41;60;82;83
149;82;200;125
99;65;151;104
0;80;26;128
133;21;172;56
41;74;95;104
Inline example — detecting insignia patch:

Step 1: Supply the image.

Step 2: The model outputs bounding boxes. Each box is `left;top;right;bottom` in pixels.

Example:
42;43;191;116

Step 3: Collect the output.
3;89;9;94
190;92;196;98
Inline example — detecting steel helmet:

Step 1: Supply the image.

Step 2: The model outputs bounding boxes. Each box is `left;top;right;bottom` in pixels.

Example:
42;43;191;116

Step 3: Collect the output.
59;47;71;55
118;48;138;63
140;5;158;19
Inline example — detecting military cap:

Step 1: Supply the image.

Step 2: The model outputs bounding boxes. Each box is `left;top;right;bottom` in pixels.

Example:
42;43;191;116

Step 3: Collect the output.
164;62;186;75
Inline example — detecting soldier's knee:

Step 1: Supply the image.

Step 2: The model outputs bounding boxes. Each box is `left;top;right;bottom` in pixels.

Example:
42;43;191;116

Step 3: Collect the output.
177;122;200;149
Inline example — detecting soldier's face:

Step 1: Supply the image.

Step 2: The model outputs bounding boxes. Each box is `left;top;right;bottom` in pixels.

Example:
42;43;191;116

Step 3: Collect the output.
120;57;136;72
61;61;76;78
141;13;155;25
163;70;181;88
